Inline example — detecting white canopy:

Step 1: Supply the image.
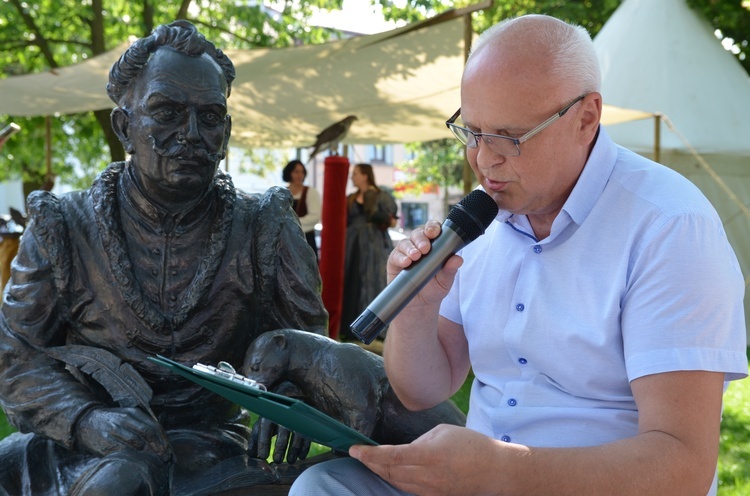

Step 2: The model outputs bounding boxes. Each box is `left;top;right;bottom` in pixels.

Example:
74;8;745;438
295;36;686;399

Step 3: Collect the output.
0;12;651;148
595;0;750;340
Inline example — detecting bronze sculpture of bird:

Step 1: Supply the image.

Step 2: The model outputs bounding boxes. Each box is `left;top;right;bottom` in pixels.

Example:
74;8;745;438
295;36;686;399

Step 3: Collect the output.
308;115;358;161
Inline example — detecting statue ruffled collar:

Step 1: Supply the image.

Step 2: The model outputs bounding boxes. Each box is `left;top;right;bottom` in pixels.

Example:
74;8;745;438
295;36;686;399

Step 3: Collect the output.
90;162;236;342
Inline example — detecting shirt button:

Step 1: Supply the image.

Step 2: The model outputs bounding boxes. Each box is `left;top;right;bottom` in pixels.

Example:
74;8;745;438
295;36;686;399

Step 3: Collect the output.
507;398;517;407
151;269;158;276
515;303;525;312
170;295;177;302
152;248;161;255
533;245;542;253
171;270;178;276
518;358;528;365
501;435;511;443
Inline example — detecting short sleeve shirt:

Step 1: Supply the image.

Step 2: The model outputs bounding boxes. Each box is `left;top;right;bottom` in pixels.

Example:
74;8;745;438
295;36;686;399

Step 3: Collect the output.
440;128;748;454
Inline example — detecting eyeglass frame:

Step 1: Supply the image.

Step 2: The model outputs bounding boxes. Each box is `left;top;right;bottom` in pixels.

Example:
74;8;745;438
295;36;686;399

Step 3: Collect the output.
445;94;587;157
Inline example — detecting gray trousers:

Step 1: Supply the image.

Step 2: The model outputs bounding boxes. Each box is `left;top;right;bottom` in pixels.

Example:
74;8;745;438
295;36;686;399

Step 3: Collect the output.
289;457;413;496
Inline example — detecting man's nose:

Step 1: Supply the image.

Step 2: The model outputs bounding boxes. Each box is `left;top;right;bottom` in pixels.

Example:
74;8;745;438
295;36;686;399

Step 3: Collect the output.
474;138;507;166
183;110;201;143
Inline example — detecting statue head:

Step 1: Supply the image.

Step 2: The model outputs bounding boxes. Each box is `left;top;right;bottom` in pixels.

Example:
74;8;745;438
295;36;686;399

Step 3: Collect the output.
108;21;236;210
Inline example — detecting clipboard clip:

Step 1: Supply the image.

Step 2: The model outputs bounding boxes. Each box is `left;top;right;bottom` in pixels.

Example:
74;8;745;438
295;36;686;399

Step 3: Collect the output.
192;361;267;391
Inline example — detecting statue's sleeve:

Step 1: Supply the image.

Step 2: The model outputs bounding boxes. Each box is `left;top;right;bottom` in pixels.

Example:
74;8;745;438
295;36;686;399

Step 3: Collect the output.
0;192;102;449
253;187;329;336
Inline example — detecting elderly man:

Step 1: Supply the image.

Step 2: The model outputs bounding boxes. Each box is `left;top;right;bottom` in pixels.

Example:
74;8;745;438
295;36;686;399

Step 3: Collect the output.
0;20;327;494
291;14;748;496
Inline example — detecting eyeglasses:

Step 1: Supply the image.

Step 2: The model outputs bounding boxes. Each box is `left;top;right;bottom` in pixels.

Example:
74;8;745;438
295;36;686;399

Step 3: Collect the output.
445;95;586;157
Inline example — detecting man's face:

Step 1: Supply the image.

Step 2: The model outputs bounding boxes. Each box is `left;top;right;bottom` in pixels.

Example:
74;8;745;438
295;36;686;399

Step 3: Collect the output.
460;45;588;220
122;48;230;203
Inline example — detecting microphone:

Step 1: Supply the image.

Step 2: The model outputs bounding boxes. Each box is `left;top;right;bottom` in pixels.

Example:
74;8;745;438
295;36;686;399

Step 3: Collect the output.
350;189;499;344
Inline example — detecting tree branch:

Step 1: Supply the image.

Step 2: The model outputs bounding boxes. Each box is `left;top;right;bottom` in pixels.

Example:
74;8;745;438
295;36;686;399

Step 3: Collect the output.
7;0;59;68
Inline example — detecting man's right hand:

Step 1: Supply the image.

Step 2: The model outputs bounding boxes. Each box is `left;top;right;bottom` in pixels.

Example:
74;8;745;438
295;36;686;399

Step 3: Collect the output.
75;407;172;462
387;219;463;305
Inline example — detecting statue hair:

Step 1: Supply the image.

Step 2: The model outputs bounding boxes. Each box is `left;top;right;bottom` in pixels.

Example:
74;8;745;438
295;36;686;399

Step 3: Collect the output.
107;20;236;105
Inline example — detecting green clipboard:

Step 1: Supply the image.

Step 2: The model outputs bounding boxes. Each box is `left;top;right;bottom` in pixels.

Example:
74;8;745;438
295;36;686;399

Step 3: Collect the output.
149;355;377;452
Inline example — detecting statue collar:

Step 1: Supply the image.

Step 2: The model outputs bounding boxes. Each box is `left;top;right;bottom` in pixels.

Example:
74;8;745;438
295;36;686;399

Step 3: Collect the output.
118;164;216;233
91;162;236;339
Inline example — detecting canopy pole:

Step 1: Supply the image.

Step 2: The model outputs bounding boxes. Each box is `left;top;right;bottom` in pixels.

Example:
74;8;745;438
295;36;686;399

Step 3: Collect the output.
45;116;52;182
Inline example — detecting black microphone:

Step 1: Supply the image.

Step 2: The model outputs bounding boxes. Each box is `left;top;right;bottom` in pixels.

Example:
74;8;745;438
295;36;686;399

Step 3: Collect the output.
350;189;499;344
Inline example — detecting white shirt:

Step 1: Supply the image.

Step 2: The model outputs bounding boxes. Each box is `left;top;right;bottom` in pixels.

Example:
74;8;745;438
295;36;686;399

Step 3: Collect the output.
292;185;321;233
440;128;747;494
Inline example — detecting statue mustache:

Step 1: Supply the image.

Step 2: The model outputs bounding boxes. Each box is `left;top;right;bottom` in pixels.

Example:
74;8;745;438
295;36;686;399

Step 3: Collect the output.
149;136;222;166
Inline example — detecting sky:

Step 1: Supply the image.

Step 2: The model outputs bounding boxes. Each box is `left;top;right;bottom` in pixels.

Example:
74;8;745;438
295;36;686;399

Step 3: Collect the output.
307;0;403;35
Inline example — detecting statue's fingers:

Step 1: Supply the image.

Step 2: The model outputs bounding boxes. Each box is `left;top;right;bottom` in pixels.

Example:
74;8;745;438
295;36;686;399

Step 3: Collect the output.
247;421;260;457
287;432;310;463
256;417;276;459
273;427;291;464
297;435;311;460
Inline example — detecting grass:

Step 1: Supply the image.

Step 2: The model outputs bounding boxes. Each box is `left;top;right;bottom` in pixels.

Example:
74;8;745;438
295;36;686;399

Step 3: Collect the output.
0;359;748;494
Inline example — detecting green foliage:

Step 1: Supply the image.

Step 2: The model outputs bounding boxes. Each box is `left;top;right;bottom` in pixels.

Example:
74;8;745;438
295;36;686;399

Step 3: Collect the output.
0;0;350;191
688;0;750;73
2;0;748;198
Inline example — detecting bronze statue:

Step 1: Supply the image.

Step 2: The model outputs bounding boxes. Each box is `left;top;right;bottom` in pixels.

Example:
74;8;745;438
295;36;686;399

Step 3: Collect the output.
0;21;464;495
243;329;465;446
0;19;328;495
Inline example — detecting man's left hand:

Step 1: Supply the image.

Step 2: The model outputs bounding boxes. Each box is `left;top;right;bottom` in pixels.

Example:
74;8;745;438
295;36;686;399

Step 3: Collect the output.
350;424;501;496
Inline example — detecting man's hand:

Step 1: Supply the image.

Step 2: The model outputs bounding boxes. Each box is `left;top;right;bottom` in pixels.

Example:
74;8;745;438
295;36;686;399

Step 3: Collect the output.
387;219;463;305
350;424;501;496
75;407;172;462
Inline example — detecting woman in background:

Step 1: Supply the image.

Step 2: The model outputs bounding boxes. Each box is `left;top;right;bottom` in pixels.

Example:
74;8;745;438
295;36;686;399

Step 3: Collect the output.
283;159;321;261
340;163;398;341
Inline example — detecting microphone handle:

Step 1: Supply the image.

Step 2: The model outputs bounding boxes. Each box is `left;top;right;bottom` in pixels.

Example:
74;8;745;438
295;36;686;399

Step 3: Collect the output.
350;219;468;344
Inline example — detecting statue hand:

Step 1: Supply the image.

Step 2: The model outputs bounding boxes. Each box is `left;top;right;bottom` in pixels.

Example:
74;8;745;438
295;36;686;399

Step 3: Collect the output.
75;407;172;463
248;416;311;464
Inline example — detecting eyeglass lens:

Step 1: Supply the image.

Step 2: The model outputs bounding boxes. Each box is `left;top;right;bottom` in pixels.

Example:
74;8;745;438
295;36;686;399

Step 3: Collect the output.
449;126;520;156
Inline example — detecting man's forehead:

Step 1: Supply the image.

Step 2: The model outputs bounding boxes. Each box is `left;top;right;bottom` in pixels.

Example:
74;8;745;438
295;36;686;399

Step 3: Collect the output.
134;48;227;99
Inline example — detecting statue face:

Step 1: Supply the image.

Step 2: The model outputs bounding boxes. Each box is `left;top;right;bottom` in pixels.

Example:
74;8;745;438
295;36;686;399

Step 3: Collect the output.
120;48;230;206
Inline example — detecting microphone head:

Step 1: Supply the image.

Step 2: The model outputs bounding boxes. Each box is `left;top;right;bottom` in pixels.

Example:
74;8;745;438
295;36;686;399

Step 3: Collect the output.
447;190;499;241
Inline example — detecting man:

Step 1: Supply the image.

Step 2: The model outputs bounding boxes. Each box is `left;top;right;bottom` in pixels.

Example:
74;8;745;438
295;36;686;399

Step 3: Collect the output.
0;21;328;494
291;14;748;496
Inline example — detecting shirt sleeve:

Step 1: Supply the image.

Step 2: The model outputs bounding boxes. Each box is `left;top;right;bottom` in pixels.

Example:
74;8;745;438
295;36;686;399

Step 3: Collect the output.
253;187;329;336
298;186;321;233
622;212;747;382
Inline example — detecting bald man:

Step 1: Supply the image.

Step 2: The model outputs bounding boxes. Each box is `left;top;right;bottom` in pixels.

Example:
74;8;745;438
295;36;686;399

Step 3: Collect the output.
290;14;747;496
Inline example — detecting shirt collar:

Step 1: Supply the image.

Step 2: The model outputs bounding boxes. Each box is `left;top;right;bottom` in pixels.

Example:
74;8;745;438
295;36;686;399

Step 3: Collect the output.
559;126;618;226
491;126;618;239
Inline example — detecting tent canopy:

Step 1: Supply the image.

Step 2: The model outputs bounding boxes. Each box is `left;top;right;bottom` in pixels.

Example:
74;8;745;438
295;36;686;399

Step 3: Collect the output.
595;0;750;155
0;12;651;148
595;0;750;341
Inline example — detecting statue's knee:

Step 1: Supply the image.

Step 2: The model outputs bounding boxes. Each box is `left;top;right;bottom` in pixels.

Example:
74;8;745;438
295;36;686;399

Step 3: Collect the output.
69;451;169;496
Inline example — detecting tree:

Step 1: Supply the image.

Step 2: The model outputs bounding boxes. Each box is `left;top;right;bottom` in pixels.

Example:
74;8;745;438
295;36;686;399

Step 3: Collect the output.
396;139;465;213
386;0;750;197
0;0;344;194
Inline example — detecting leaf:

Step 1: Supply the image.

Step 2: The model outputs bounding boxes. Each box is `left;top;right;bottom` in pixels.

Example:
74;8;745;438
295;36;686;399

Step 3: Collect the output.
45;344;156;420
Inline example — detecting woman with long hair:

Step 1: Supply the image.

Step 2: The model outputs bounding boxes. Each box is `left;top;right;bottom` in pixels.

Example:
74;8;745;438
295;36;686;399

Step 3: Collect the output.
339;163;398;340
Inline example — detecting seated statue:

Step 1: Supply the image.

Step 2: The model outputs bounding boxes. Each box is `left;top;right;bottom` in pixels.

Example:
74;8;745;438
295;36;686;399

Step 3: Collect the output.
0;21;464;495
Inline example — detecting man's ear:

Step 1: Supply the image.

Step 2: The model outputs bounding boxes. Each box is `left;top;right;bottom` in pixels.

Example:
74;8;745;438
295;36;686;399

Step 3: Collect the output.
577;92;602;145
111;108;134;154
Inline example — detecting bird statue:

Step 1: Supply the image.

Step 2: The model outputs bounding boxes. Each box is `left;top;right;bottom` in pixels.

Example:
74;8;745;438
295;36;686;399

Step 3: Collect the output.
308;115;358;161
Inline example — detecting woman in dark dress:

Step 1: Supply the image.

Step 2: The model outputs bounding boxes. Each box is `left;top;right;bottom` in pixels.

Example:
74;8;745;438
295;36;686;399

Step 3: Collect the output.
339;163;398;340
